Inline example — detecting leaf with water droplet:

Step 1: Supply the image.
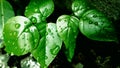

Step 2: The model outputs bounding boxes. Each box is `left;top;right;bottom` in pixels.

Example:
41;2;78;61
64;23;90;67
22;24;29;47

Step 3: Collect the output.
72;0;90;18
3;16;40;56
24;0;54;23
56;15;79;62
32;23;62;68
79;9;118;42
0;0;14;40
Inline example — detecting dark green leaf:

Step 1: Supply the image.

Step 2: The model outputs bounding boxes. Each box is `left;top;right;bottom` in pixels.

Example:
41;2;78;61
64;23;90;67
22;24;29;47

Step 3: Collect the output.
24;0;54;23
32;23;62;68
79;9;118;42
0;0;14;39
72;0;90;18
3;16;40;56
56;15;79;62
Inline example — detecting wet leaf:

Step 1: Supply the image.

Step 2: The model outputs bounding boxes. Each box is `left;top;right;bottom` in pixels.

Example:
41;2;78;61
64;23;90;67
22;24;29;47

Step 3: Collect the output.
72;0;90;18
79;9;118;42
24;0;54;23
3;16;40;56
56;15;79;62
0;0;14;39
32;23;62;68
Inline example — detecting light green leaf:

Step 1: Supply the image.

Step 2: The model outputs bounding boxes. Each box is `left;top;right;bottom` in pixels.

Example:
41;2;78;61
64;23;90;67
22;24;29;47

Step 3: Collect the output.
56;15;79;62
24;0;54;23
79;9;118;42
3;16;40;56
32;23;62;68
0;0;14;40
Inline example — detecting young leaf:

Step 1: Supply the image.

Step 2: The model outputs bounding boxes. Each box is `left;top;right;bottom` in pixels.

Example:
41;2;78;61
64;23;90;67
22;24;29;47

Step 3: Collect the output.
3;16;40;56
0;0;14;39
79;9;118;42
32;23;62;68
72;0;90;18
24;0;54;23
56;15;79;62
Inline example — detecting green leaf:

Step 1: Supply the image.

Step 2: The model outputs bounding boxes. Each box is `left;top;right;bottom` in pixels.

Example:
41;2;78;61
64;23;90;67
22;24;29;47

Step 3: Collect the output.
72;0;90;18
32;23;62;68
56;15;79;62
24;0;54;23
0;0;14;39
79;9;118;42
3;16;40;56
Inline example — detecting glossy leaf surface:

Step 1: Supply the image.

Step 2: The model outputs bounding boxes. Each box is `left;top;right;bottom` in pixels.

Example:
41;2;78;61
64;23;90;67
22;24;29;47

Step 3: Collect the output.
79;9;118;42
0;0;14;39
72;0;90;18
3;16;40;56
32;23;62;68
24;0;54;23
56;15;79;62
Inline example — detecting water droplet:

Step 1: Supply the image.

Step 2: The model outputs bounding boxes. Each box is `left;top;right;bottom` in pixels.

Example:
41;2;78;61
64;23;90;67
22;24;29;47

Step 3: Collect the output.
35;8;39;13
8;41;10;43
48;28;51;33
50;46;60;55
24;21;28;24
15;23;20;29
25;29;29;32
11;52;14;56
31;17;37;23
13;31;17;36
34;39;38;43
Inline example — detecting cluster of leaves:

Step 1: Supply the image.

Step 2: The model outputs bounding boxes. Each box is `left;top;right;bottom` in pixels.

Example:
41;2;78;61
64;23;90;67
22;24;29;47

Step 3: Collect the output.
0;0;119;68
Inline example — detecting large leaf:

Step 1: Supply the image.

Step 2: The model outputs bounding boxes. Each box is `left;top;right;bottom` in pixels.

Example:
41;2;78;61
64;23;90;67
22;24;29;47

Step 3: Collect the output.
79;9;118;42
32;23;62;68
56;15;79;62
24;0;54;23
3;16;40;56
0;0;14;40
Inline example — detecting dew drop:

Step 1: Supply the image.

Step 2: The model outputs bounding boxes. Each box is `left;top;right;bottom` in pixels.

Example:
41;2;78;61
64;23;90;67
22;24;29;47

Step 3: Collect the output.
11;52;14;56
24;21;28;24
50;46;60;55
34;39;38;43
48;28;51;33
15;23;20;29
12;42;15;45
35;8;39;13
31;17;37;23
13;31;17;36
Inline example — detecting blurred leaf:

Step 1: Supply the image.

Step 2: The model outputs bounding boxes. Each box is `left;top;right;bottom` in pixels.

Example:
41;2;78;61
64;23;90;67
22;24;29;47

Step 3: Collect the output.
79;9;118;42
56;15;79;62
32;23;62;68
24;0;54;23
0;0;14;39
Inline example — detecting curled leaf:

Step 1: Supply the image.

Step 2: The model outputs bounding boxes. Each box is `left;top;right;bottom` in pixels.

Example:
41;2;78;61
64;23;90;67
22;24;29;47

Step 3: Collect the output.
79;9;118;42
3;16;40;56
72;0;90;18
56;15;79;62
32;23;62;68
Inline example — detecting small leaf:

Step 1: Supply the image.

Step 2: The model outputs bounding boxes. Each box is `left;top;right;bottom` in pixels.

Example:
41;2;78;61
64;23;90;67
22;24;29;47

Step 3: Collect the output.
32;23;62;68
72;0;90;18
79;9;118;42
0;0;14;39
3;16;40;56
56;15;79;62
24;0;54;23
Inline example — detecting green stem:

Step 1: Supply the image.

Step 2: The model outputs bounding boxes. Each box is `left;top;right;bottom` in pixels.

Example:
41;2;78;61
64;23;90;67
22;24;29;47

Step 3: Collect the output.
1;0;4;38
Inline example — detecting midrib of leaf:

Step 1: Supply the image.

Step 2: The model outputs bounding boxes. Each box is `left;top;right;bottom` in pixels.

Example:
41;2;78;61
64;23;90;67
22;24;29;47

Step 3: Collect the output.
0;0;4;38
